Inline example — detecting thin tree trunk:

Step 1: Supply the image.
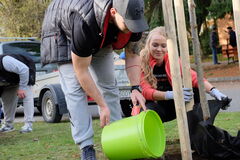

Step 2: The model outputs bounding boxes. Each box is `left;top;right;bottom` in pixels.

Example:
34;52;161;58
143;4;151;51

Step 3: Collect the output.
188;0;210;120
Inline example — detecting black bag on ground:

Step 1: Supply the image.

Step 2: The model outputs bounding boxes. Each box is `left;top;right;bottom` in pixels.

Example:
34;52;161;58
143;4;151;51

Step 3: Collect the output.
0;87;3;97
191;122;240;159
187;100;240;160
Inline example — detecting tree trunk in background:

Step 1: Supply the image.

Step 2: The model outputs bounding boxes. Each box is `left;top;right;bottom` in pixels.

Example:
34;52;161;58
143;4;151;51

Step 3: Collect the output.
188;0;210;120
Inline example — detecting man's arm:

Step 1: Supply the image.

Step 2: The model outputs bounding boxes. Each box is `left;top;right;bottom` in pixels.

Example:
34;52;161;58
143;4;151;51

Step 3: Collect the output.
125;42;146;110
2;56;29;99
71;52;110;127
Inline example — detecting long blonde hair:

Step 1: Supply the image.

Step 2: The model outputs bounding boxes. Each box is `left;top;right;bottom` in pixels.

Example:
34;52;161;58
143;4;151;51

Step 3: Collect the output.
140;27;166;89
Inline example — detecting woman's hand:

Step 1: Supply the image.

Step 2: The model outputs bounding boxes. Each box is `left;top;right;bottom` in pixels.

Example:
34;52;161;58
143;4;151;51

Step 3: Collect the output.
165;88;193;102
209;88;227;101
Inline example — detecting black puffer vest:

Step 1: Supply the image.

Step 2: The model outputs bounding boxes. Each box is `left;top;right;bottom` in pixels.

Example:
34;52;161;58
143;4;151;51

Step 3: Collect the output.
0;54;36;86
41;0;112;65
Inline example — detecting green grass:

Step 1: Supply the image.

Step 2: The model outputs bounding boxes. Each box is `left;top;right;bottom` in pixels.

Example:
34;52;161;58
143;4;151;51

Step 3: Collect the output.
0;112;239;160
164;112;240;143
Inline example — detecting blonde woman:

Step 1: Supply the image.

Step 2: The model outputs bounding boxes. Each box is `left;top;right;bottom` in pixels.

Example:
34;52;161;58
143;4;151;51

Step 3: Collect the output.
140;27;228;122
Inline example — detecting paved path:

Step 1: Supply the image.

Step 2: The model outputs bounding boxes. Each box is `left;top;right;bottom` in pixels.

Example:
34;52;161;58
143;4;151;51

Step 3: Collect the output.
14;107;44;123
210;81;240;112
6;62;240;123
14;105;99;123
13;80;239;124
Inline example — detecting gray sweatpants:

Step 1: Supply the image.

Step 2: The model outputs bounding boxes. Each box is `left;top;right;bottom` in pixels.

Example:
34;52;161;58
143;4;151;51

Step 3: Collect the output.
58;47;122;149
1;85;34;126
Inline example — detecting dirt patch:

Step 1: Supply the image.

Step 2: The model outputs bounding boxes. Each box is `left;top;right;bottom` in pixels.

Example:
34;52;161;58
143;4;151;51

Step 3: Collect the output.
203;63;239;78
141;143;208;160
192;62;240;78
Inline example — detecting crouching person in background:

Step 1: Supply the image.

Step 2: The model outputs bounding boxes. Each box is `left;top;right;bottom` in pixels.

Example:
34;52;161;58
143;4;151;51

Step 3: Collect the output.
0;54;36;133
140;27;229;122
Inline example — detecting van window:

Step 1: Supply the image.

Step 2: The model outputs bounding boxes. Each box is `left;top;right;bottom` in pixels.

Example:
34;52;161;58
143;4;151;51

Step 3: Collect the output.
2;42;57;74
2;42;40;63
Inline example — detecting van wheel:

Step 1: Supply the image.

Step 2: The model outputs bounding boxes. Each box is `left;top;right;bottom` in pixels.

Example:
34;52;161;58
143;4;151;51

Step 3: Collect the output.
41;91;62;123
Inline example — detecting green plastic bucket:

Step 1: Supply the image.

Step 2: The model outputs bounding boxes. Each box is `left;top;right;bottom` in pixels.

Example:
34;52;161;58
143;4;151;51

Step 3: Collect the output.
101;110;165;160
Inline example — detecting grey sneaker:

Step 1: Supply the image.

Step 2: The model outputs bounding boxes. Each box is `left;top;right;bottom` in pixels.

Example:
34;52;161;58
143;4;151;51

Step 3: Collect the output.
0;124;15;132
81;145;97;160
19;124;32;133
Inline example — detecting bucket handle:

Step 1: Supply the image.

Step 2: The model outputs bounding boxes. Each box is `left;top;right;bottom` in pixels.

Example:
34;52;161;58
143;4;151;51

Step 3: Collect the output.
131;105;141;116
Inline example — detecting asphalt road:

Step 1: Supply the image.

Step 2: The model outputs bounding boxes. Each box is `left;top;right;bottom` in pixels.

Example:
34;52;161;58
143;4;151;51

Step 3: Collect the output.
210;81;240;112
13;104;99;123
6;80;240;123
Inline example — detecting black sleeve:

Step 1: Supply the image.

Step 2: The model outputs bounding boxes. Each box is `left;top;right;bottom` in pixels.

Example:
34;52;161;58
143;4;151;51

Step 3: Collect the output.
129;32;142;42
70;12;97;57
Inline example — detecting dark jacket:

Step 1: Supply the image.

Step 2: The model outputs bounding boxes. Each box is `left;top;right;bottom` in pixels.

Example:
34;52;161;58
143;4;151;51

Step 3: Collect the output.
0;54;36;86
41;0;140;65
229;30;237;47
210;31;219;48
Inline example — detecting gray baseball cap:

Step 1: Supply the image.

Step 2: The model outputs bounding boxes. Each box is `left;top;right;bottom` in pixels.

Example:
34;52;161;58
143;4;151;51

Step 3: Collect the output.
113;0;149;33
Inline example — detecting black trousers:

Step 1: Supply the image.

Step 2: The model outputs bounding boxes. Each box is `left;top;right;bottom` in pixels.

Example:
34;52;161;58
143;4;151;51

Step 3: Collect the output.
146;99;222;124
146;100;176;122
146;88;202;123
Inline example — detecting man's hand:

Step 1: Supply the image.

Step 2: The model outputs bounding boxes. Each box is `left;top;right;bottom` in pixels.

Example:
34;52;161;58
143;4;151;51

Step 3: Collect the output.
125;42;146;111
99;106;110;128
17;89;26;99
72;52;111;127
130;90;146;111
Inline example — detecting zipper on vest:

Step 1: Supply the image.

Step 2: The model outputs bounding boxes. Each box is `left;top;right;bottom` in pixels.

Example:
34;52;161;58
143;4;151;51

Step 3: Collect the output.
99;32;105;48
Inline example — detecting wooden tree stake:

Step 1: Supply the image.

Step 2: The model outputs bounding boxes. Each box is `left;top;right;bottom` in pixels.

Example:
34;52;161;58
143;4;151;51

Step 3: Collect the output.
232;0;240;70
174;0;194;112
162;0;193;159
